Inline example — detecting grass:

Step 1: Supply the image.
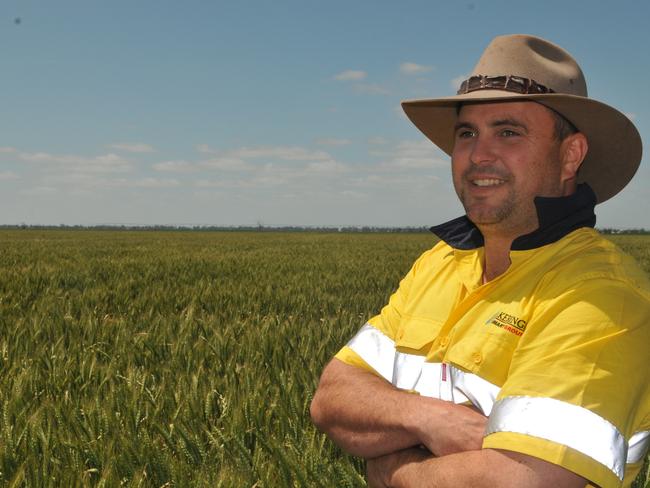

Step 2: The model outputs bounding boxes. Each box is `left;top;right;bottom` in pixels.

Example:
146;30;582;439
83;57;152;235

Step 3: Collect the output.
0;230;647;487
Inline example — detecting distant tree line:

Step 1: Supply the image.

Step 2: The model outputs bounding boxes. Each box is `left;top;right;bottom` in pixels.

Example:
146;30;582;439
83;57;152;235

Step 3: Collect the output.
0;224;432;233
598;228;650;235
1;224;648;234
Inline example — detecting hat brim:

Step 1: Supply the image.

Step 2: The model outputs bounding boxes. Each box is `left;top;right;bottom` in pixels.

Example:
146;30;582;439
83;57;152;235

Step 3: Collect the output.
401;91;642;203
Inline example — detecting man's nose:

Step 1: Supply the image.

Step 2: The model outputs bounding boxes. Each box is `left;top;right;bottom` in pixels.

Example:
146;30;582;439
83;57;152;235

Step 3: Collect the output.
469;136;496;165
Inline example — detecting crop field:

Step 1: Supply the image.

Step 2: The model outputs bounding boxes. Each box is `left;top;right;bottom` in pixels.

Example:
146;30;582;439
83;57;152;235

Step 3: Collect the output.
0;230;647;487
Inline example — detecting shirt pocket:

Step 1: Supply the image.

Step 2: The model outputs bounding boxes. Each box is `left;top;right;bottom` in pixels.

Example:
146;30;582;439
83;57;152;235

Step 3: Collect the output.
446;332;518;388
395;317;441;352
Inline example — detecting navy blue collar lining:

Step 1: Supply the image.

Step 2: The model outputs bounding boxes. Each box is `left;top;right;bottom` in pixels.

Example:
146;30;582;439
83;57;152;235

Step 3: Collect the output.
430;183;597;251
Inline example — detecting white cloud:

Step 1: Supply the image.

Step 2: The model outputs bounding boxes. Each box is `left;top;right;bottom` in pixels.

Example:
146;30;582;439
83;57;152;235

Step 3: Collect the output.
306;160;349;173
196;145;331;163
333;70;367;81
196;144;216;154
400;62;433;75
103;177;180;188
315;138;352;146
193;152;351;192
368;136;389;145
340;190;368;199
0;171;19;181
5;136;462;226
152;160;196;172
132;177;179;188
108;143;155;153
354;83;390;95
200;157;252;171
0;147;17;153
195;179;225;188
21;186;58;196
347;173;440;189
251;175;289;187
195;175;287;189
50;172;104;186
376;140;449;171
19;152;132;173
197;176;255;190
450;74;468;91
230;146;331;161
189;141;445;199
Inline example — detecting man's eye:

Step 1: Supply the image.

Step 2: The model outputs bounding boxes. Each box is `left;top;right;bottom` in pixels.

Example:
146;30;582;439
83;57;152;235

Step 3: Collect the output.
500;129;519;137
457;130;475;138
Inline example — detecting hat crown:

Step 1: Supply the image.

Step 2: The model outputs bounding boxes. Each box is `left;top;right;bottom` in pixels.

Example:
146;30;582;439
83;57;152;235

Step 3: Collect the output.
471;34;587;97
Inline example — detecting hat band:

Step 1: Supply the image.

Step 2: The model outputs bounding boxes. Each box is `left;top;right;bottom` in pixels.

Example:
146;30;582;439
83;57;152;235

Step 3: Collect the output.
457;75;556;95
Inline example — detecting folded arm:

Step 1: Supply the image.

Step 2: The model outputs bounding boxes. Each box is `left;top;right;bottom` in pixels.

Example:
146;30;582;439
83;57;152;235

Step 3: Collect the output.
311;359;590;487
366;447;589;488
310;358;487;458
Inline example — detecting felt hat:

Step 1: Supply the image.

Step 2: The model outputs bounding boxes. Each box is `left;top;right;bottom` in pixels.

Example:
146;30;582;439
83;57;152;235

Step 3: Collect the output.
401;34;642;203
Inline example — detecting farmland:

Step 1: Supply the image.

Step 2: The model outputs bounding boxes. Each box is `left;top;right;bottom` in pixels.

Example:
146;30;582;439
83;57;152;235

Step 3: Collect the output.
0;230;647;487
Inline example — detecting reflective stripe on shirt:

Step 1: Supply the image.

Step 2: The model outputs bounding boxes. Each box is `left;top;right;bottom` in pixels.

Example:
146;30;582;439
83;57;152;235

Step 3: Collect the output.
486;396;626;480
627;430;650;464
347;323;648;478
347;323;500;415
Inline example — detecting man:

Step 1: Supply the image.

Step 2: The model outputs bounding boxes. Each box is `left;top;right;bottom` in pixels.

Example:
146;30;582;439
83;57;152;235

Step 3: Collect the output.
310;34;650;488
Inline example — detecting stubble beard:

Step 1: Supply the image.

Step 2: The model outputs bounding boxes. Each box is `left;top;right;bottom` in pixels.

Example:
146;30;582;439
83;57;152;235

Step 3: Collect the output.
460;185;518;226
457;165;520;228
458;179;538;238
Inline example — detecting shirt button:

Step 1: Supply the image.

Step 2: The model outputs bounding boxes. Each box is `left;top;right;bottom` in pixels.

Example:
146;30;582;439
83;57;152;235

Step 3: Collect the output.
439;336;449;347
472;352;482;364
397;330;404;340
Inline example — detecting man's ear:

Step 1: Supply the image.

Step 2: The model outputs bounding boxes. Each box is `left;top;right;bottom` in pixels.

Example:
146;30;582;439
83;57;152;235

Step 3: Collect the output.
560;132;588;182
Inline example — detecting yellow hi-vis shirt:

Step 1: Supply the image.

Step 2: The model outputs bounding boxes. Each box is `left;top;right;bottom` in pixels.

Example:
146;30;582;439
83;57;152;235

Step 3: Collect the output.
336;227;650;488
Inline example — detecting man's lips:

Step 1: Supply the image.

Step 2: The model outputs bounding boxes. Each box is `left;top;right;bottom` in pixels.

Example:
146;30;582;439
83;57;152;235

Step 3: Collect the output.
471;178;506;187
463;167;510;188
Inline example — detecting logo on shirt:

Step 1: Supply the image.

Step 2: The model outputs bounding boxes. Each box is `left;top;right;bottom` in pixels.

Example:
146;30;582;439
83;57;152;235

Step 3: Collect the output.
485;312;527;336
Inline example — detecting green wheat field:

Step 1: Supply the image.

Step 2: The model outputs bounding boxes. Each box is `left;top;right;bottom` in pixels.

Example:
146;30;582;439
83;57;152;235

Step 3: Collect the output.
0;230;647;487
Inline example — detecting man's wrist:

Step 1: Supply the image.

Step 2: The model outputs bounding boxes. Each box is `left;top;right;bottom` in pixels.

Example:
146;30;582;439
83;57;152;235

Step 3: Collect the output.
383;448;433;488
400;393;432;435
401;395;452;452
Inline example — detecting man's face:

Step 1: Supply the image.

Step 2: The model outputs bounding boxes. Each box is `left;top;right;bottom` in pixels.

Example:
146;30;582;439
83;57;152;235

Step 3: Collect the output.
451;101;569;238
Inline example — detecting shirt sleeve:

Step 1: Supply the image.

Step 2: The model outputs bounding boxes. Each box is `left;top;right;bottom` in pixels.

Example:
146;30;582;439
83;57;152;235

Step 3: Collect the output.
334;247;433;378
482;278;650;488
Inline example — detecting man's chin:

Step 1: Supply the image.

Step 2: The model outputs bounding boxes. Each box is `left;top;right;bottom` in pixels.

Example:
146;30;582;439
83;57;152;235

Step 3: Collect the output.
464;208;508;226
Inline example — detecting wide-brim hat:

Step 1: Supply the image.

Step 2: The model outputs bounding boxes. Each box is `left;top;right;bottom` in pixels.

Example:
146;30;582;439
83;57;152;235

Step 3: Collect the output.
401;34;642;203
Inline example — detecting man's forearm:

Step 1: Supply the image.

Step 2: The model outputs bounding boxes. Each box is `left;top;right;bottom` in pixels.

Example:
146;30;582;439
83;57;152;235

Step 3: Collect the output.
310;358;424;457
310;358;487;458
368;448;498;488
366;448;589;488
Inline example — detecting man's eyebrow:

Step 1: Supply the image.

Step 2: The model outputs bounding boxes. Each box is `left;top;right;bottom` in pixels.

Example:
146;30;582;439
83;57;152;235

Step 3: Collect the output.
490;117;528;130
453;121;475;132
453;117;528;133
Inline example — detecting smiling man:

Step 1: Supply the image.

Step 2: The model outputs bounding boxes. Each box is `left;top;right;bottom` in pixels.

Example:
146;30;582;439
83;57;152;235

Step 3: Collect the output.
310;35;650;488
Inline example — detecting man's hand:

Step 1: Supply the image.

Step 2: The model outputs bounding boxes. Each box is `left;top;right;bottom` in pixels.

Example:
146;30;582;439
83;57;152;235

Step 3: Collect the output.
413;403;486;457
310;358;488;458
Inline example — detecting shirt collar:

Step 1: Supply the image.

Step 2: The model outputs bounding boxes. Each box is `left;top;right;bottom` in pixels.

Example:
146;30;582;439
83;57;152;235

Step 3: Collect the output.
430;183;597;251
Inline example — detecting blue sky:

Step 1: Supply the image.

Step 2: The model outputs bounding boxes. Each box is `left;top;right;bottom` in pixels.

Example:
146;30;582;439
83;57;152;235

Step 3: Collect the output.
1;0;648;228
